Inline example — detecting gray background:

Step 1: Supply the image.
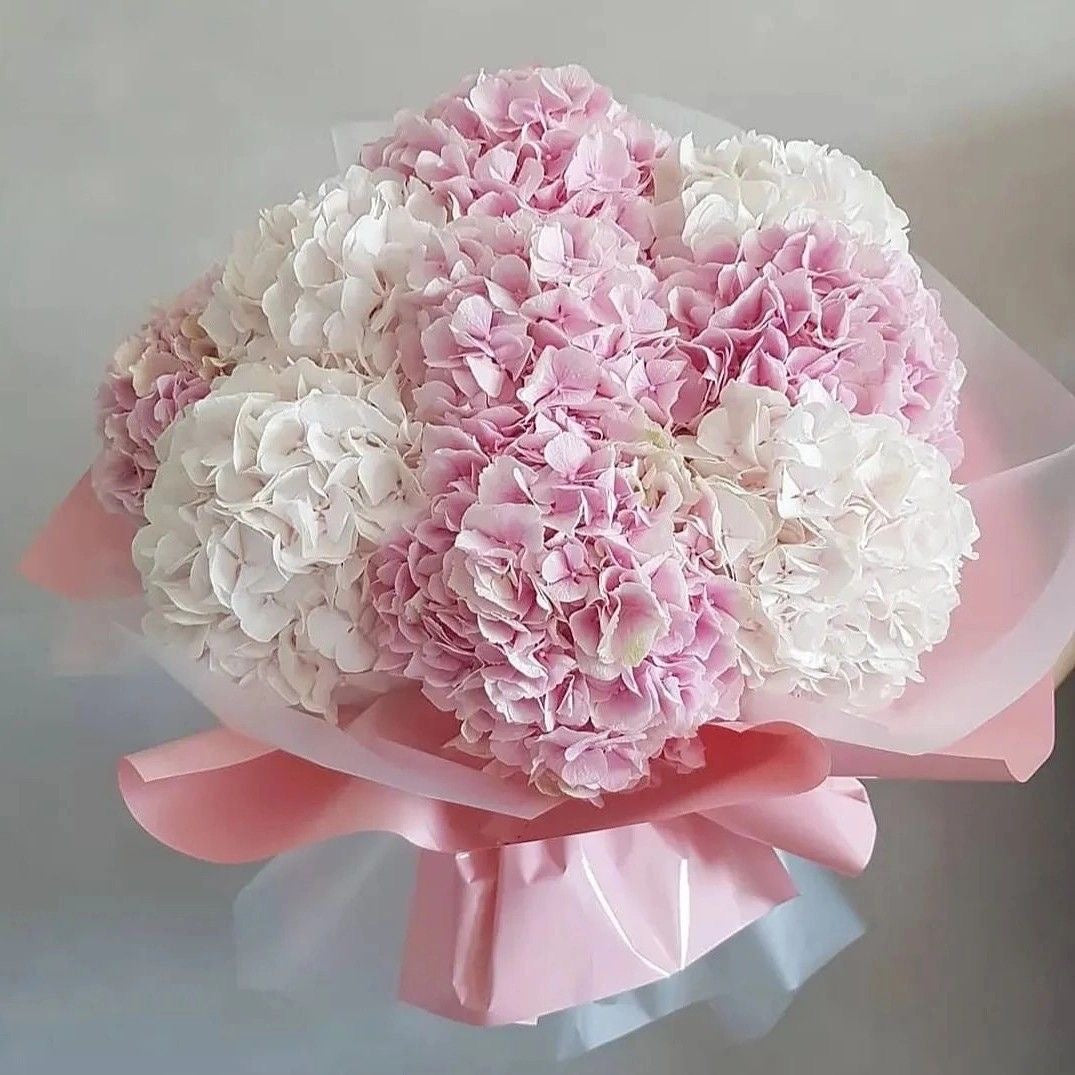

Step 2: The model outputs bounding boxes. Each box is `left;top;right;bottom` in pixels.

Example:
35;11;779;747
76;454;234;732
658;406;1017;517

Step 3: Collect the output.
2;2;1074;1072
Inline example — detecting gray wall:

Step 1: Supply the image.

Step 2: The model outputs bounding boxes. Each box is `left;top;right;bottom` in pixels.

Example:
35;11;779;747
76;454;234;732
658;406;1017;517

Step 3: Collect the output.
3;2;1074;1072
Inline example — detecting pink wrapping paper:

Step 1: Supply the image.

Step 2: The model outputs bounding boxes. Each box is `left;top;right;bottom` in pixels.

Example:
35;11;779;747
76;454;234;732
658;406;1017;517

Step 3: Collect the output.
401;818;799;1025
19;472;140;601
116;716;873;1025
703;777;875;876
829;675;1056;782
116;718;836;861
400;779;875;1025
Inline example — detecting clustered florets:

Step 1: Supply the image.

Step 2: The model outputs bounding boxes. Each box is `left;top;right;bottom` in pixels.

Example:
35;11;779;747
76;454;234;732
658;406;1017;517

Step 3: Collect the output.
95;65;976;797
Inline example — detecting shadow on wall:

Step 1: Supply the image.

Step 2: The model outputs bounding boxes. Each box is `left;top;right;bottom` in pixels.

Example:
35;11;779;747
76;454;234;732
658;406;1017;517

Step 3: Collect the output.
874;86;1075;388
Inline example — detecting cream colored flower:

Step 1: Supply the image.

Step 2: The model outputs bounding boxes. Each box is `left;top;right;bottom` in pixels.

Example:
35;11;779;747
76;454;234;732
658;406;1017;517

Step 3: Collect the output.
682;381;977;710
198;200;309;368
655;131;909;253
133;359;424;716
261;164;447;376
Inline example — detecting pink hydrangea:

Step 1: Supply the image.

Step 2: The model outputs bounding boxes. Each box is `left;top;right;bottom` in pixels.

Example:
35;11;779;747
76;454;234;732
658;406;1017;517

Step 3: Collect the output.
392;207;713;433
657;222;965;461
361;65;669;243
369;411;744;798
92;272;225;514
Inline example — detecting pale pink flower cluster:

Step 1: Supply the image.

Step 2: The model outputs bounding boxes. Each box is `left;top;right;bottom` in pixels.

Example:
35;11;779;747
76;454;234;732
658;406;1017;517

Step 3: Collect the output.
392;207;716;434
360;65;668;243
369;415;743;797
657;222;965;462
93;272;226;514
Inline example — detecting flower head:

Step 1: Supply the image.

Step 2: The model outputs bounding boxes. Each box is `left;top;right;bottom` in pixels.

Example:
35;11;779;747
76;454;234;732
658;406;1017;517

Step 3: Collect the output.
655;131;909;254
93;272;224;514
388;205;709;434
360;65;669;241
370;412;744;797
658;222;965;461
133;359;424;716
260;164;448;376
682;381;978;710
199;201;309;369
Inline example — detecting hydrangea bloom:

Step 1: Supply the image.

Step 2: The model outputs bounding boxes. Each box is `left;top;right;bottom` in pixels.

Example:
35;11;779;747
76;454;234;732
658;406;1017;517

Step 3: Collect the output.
658;222;965;462
390;206;716;433
260;165;448;375
199;199;309;369
682;381;978;710
93;272;224;514
369;412;744;798
133;359;424;717
360;64;669;242
654;131;909;254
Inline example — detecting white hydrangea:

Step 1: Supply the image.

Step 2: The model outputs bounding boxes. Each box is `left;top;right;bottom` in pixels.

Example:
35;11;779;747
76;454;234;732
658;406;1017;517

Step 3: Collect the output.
654;130;909;253
200;167;445;378
260;164;447;376
682;381;977;710
199;199;310;369
133;358;425;717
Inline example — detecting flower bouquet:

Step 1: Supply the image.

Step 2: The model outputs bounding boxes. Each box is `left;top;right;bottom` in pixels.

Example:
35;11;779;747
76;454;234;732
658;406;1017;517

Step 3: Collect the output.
20;64;1075;1058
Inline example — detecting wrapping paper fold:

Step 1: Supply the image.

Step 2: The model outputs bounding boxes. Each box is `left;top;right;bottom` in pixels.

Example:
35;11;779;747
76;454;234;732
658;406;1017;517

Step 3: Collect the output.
115;711;874;1024
117;715;836;860
401;793;873;1025
403;819;797;1025
19;472;141;601
234;833;863;1065
829;675;1056;782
